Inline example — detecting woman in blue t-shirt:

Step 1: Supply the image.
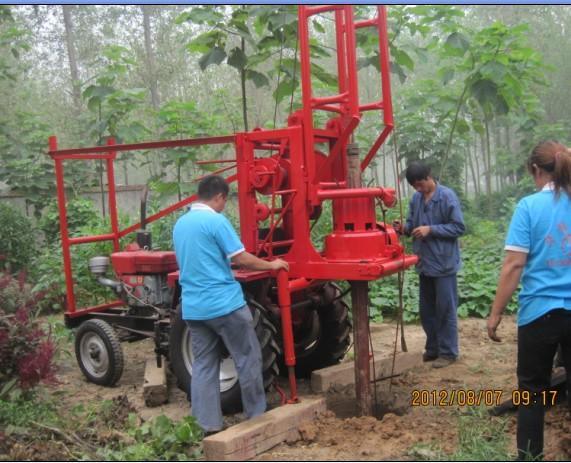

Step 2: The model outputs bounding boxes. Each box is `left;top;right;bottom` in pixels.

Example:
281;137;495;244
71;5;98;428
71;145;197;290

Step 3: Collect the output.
487;140;571;460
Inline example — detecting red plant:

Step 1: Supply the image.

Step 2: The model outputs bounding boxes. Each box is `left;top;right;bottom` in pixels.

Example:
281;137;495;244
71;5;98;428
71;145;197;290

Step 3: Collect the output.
0;272;58;395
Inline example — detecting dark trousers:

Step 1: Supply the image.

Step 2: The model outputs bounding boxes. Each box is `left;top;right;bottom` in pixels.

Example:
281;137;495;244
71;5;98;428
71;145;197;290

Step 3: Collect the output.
419;274;459;359
517;309;571;460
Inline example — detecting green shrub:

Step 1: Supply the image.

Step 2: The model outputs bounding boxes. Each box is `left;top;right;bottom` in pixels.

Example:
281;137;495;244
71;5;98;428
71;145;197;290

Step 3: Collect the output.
97;414;203;461
39;197;99;242
0;203;36;272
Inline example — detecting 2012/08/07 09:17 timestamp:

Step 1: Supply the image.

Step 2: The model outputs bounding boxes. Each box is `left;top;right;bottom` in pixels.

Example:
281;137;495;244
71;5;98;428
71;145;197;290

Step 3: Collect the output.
411;389;559;407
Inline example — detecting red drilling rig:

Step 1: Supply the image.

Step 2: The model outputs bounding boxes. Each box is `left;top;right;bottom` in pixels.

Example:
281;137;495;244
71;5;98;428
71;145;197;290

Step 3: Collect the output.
48;5;417;416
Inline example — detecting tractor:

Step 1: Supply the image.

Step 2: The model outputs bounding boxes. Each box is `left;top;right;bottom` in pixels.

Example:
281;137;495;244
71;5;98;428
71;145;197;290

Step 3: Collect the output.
47;5;417;415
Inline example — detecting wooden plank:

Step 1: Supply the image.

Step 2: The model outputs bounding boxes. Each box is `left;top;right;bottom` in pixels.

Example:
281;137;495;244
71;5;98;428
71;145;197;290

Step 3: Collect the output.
311;351;423;393
143;358;168;407
203;397;326;461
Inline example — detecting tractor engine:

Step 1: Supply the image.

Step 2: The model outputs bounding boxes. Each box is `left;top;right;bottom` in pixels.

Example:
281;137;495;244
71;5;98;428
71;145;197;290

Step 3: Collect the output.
88;250;177;310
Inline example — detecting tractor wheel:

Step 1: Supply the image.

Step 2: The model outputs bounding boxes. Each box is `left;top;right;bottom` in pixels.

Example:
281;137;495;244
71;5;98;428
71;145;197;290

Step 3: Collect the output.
169;300;280;414
284;283;352;377
75;319;124;386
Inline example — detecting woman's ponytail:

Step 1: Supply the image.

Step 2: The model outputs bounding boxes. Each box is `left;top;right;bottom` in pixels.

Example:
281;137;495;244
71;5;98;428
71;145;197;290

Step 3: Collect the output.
553;148;571;196
528;140;571;196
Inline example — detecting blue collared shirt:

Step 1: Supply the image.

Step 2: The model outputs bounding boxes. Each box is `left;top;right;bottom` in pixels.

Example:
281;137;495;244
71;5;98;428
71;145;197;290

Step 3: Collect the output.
405;184;465;277
173;202;246;320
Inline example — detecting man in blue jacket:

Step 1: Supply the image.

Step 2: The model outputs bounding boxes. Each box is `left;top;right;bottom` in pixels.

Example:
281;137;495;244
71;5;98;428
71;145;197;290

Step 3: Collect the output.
395;162;465;368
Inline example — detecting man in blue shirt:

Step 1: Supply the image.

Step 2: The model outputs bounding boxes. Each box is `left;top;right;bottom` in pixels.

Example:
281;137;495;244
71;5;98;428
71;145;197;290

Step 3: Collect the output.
395;162;465;368
173;175;288;434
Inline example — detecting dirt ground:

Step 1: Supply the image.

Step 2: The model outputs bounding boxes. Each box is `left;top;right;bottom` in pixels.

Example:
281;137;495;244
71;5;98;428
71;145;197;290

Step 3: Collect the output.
52;315;571;460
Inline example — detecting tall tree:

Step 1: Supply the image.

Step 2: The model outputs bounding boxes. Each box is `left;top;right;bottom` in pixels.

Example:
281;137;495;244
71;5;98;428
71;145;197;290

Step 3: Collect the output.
62;5;81;113
141;5;160;111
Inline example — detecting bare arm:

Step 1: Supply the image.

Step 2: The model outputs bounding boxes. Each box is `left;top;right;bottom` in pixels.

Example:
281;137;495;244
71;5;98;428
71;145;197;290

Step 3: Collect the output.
232;251;289;272
487;251;527;341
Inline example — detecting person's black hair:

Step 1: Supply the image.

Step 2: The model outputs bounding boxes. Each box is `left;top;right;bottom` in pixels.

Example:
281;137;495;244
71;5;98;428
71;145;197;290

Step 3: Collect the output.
197;175;229;200
405;162;432;185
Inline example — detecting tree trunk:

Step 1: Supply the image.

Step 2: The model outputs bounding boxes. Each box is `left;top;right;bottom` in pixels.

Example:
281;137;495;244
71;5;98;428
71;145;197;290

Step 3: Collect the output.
62;6;81;113
466;141;478;198
474;136;484;196
142;6;160;111
484;119;492;197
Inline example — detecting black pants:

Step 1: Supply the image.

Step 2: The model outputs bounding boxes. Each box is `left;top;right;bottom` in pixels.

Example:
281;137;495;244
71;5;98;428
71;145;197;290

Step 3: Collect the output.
517;309;571;460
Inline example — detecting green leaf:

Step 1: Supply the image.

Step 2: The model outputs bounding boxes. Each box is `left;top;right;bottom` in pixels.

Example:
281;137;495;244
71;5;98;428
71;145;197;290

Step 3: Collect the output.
313;19;325;34
393;49;414;72
370;297;384;307
480;61;506;81
439;68;455;85
227;47;247;70
245;70;269;88
311;63;337;87
445;31;470;56
273;78;297;103
470;78;498;107
390;61;406;84
198;47;227;71
177;7;223;25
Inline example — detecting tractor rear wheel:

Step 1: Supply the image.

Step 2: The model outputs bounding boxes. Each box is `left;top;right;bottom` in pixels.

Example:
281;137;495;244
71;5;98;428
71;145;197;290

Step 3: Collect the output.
75;319;124;386
169;300;280;414
285;283;351;377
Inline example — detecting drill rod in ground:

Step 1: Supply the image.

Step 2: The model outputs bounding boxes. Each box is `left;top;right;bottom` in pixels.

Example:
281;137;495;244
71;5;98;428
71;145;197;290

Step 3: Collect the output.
351;280;372;416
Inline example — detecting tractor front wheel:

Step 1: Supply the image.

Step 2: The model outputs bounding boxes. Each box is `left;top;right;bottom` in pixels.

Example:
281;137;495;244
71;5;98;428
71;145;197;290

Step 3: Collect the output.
75;319;124;386
169;300;280;414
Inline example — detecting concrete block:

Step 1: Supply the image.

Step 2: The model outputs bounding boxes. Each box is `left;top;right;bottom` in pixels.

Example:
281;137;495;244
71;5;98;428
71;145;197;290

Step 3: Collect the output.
203;396;326;461
311;351;422;393
143;358;168;406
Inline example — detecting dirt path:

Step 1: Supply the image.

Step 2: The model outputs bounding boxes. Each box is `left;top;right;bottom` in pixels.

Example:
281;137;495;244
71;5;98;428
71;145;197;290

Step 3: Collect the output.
53;316;571;460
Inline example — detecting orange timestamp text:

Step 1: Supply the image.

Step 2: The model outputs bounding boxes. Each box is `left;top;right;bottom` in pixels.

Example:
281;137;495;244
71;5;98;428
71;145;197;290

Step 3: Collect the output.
411;389;559;407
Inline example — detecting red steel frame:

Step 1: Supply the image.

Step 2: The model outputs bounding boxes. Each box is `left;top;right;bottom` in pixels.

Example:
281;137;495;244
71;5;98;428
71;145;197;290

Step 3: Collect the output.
47;5;417;402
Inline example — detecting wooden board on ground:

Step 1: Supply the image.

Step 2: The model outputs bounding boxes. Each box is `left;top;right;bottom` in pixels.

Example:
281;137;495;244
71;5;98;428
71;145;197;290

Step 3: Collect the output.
203;396;327;461
143;358;168;407
311;351;423;393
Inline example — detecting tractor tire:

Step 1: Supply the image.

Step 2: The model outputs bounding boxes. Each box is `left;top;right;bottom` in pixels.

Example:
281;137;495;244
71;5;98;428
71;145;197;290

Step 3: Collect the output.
75;319;124;386
169;300;280;414
283;283;352;377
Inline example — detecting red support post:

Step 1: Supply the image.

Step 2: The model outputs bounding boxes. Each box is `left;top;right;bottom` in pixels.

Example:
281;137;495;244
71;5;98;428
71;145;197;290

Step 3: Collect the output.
50;136;77;314
277;270;298;404
106;138;120;252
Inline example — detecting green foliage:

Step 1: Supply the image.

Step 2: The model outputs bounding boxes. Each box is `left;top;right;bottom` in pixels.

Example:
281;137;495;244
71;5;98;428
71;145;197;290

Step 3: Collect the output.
39;197;100;242
31;214;119;311
0;393;58;428
0;111;56;216
83;45;149;143
0;6;29;81
97;414;203;461
457;220;516;318
0;203;35;272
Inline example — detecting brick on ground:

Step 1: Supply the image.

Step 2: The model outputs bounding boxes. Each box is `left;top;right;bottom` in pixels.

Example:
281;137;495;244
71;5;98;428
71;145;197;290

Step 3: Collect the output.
311;351;423;393
203;396;326;461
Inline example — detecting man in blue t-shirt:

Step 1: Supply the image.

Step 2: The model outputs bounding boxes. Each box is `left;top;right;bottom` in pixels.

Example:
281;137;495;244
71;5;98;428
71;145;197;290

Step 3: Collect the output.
173;175;288;434
395;162;465;368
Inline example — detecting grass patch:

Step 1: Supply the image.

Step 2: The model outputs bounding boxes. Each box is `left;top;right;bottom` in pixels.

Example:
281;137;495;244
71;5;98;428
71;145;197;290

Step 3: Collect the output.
409;406;513;461
0;389;59;429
